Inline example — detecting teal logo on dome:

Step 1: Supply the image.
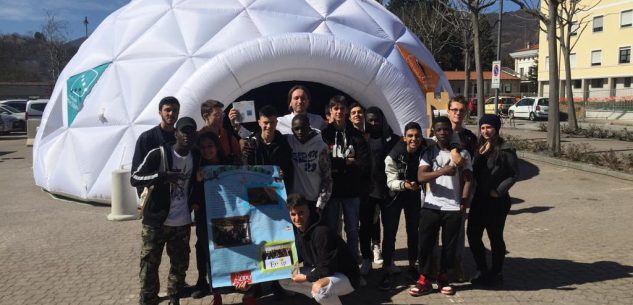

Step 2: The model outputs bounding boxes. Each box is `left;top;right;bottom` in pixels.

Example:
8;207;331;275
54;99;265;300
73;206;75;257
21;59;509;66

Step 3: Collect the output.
67;62;110;126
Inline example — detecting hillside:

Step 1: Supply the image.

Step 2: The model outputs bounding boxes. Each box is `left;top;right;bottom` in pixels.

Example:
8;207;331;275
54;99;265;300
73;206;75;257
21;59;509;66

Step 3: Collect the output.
485;9;540;61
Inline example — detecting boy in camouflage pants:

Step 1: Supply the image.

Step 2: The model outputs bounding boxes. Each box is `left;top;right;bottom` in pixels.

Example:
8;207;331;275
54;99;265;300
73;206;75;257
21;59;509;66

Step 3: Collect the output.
131;117;201;305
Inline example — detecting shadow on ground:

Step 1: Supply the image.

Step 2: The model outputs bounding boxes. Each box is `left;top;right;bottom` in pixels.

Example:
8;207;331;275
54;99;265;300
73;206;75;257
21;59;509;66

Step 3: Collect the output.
517;159;540;182
508;206;553;215
476;258;633;292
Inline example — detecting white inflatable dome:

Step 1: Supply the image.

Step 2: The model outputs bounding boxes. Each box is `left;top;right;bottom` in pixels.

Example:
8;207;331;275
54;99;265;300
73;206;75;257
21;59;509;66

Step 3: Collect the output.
33;0;452;203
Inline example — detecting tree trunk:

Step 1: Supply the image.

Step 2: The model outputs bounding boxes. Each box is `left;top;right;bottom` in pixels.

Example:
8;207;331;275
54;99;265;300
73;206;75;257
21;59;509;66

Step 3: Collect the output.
464;47;471;101
472;11;485;121
547;1;561;155
562;33;578;130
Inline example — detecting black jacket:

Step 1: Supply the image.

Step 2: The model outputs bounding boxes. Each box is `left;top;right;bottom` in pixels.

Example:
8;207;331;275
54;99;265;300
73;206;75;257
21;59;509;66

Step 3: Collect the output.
131;125;176;195
367;133;399;200
242;130;294;190
473;141;519;198
321;122;370;198
456;128;478;159
384;139;434;196
296;216;360;288
130;142;201;227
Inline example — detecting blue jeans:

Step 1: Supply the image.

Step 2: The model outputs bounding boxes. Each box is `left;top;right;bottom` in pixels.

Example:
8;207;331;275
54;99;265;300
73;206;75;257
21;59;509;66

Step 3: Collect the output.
324;197;360;261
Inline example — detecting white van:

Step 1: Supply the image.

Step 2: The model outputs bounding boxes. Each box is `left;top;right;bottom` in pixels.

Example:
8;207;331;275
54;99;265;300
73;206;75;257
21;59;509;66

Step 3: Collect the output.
26;99;49;121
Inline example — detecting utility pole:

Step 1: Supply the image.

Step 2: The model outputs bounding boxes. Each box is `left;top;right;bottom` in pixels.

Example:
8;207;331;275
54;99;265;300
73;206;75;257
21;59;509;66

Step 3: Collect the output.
494;0;503;115
83;16;89;38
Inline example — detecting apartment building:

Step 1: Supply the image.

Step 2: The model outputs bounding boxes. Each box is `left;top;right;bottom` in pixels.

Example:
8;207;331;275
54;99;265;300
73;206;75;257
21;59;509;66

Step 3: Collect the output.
538;0;633;99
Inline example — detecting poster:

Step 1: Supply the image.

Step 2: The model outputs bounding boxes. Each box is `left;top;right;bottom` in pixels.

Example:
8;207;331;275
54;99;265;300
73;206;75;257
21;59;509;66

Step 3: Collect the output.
203;165;297;288
232;100;256;123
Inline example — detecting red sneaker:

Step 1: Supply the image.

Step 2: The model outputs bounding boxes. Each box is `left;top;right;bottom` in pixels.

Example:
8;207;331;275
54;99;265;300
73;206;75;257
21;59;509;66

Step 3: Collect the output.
408;275;433;297
212;293;223;305
437;273;454;295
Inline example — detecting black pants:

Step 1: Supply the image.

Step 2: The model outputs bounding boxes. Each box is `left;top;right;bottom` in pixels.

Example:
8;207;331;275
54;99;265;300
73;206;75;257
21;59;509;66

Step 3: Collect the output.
467;192;511;275
194;210;210;285
381;191;420;266
359;196;382;259
417;208;462;276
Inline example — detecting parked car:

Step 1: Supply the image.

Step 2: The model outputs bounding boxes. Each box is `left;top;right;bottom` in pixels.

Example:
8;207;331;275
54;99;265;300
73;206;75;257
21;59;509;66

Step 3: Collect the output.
0;99;27;112
484;96;517;115
0;104;26;131
468;97;477;115
508;97;548;121
0;113;18;134
508;97;569;121
26;99;49;120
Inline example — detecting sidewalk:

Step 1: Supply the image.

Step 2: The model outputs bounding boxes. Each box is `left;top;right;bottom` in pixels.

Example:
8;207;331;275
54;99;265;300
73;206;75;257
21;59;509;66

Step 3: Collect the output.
2;134;633;305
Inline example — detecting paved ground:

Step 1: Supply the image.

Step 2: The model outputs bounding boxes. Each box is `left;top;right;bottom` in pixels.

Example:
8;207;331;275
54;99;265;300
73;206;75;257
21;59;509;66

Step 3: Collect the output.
1;131;633;305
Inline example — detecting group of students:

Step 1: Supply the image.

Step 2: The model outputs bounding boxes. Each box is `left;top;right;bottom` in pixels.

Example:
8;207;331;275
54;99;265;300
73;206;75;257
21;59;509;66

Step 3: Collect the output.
130;85;519;305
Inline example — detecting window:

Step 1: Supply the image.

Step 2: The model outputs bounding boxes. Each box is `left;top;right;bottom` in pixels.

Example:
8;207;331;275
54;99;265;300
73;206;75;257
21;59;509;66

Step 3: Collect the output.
31;104;46;112
625;77;632;88
593;16;604;32
619;47;631;64
504;83;512;93
573;79;582;89
537;98;549;106
571;21;579;35
570;53;577;68
520;67;524;77
622;10;633;28
591;78;604;88
591;50;602;66
545;56;549;70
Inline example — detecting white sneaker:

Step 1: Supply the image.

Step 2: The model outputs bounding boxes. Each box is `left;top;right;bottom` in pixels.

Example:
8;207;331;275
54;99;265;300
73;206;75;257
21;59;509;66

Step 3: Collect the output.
360;259;372;276
385;262;401;275
372;244;384;265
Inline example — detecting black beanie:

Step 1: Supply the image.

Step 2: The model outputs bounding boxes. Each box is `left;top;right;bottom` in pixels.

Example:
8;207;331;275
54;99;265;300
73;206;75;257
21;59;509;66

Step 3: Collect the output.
479;114;501;131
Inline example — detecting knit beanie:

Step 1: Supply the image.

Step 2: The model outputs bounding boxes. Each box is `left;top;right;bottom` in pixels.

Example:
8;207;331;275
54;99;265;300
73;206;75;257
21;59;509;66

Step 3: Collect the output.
479;114;501;131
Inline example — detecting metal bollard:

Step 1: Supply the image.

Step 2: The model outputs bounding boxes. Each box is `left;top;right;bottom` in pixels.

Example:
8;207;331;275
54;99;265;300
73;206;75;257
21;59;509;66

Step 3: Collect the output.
108;168;139;221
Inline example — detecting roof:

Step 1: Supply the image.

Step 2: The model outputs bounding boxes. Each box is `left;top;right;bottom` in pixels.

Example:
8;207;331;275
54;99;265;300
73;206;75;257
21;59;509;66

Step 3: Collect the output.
444;71;520;81
512;43;539;52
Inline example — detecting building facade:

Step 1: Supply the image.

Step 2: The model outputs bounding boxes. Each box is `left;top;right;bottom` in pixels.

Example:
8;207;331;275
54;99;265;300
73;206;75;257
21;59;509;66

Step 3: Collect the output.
538;0;633;100
446;71;521;98
510;43;539;95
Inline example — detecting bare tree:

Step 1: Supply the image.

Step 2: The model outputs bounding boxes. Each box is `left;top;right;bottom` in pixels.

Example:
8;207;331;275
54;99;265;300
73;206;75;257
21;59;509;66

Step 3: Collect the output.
453;0;496;121
557;0;600;131
41;11;70;83
435;4;473;100
511;0;562;155
396;1;455;64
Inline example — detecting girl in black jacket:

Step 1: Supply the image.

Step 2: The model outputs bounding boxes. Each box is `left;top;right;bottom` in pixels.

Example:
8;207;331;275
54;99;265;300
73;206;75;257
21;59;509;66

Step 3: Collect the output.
467;114;519;285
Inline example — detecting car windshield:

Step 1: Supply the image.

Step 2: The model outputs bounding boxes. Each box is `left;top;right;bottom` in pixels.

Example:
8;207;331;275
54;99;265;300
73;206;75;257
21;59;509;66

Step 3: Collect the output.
538;99;549;106
1;105;21;113
501;98;515;104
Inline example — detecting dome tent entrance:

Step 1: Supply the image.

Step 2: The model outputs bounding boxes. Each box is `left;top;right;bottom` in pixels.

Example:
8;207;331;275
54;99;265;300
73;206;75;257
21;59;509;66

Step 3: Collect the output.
33;0;452;203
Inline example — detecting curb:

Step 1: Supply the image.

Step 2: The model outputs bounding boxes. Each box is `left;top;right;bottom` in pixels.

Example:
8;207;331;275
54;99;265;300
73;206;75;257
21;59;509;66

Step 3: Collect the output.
517;151;633;182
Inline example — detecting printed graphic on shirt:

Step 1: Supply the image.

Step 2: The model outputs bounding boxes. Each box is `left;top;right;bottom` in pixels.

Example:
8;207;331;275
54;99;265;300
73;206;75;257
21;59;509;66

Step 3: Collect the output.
171;163;191;201
292;150;319;172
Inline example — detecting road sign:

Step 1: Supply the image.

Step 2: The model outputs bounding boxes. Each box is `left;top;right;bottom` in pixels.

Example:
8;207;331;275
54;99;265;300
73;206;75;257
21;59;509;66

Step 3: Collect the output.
491;60;501;89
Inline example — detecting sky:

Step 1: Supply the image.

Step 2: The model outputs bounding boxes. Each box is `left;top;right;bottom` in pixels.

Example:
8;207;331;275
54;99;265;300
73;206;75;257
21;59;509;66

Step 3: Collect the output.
0;0;530;41
0;0;129;40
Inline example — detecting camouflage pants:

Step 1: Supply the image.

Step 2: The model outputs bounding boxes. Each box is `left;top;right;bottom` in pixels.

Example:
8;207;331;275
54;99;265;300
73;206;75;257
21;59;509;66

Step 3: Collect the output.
139;224;191;302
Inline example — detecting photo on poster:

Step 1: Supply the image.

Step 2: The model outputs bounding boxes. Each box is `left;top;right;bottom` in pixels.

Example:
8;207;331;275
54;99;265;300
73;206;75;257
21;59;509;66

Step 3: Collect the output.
211;216;252;248
247;187;278;206
261;242;294;271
